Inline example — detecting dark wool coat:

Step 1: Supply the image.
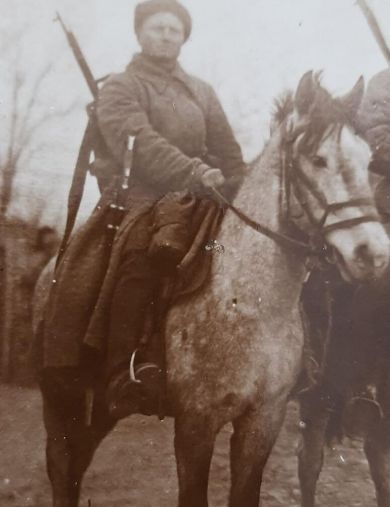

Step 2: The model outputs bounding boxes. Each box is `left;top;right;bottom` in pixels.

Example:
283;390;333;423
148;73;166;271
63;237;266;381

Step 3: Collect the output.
358;68;390;167
97;53;245;199
42;54;245;368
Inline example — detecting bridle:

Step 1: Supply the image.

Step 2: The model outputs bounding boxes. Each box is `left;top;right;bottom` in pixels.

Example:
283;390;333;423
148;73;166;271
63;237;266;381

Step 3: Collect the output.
211;121;380;260
284;126;379;235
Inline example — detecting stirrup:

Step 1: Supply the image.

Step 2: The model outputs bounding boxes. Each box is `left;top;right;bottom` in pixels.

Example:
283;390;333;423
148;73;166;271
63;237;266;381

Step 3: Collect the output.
129;350;160;384
343;396;383;440
129;350;142;384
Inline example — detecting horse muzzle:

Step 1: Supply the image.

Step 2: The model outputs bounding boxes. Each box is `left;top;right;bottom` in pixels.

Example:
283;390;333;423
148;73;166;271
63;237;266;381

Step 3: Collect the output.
326;222;390;283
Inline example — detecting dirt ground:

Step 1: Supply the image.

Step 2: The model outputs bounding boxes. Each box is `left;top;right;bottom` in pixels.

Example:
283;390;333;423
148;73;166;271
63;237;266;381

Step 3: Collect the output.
0;384;377;506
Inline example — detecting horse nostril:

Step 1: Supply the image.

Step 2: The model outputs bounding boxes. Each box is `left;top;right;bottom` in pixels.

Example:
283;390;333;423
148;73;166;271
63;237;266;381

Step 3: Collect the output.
373;256;386;269
354;243;370;265
354;244;387;271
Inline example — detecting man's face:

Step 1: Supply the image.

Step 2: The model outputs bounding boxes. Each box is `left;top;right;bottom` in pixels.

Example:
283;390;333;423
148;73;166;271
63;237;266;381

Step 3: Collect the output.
137;12;185;61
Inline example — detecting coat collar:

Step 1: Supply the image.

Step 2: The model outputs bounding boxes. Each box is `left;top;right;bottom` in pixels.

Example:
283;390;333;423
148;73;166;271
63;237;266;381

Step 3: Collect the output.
126;53;197;95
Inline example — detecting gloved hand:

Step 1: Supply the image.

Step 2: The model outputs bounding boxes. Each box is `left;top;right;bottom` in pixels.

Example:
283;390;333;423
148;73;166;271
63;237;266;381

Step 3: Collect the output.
200;168;225;189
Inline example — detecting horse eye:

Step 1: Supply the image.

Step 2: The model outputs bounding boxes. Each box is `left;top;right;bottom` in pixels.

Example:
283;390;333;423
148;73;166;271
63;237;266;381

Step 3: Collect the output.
311;155;327;168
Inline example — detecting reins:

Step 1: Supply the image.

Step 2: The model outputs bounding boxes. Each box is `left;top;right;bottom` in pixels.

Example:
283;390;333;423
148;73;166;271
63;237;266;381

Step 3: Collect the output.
211;187;314;255
211;124;380;260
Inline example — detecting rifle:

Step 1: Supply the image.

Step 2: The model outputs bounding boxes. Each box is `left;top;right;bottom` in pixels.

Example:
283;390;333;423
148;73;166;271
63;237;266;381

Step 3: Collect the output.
54;12;134;267
54;13;135;427
356;0;390;66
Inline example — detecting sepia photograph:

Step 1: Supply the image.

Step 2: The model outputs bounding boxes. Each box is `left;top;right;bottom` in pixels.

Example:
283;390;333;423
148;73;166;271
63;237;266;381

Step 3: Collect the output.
1;0;390;505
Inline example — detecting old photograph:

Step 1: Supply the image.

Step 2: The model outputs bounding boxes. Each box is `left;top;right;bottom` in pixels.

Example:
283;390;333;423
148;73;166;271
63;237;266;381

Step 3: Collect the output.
1;0;390;505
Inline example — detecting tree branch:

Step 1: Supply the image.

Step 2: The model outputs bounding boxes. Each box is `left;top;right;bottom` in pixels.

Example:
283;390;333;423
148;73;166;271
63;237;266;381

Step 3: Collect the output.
17;62;54;145
7;68;23;164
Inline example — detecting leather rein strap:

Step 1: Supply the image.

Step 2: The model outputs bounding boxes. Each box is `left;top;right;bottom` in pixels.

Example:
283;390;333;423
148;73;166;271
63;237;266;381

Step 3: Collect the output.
55;117;96;269
211;130;380;258
211;187;313;254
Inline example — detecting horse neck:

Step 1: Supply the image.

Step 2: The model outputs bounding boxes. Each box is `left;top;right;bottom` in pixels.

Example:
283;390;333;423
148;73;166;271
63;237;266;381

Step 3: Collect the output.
233;127;285;233
218;126;306;310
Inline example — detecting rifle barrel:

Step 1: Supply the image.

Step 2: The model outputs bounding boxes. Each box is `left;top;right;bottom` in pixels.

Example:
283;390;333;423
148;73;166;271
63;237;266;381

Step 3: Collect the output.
66;33;99;98
356;0;390;66
56;12;99;98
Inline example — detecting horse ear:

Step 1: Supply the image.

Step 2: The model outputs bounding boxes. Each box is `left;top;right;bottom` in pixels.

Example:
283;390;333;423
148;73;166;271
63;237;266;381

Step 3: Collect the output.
338;76;365;118
295;71;316;116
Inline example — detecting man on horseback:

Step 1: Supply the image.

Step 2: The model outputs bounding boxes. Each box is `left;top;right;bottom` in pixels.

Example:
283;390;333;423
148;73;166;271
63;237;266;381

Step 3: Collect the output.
300;67;390;439
359;67;390;218
79;0;245;418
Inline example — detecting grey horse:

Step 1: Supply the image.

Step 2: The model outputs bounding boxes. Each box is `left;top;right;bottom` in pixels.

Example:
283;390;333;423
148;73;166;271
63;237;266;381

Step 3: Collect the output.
35;71;390;506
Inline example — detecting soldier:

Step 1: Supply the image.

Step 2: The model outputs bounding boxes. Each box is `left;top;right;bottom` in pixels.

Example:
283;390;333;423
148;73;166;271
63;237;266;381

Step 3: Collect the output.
25;227;59;288
358;67;390;218
300;68;390;438
95;0;246;417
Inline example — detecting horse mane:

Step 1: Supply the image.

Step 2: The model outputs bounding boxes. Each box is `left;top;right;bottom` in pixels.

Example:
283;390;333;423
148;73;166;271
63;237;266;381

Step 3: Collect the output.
272;91;294;126
272;72;355;154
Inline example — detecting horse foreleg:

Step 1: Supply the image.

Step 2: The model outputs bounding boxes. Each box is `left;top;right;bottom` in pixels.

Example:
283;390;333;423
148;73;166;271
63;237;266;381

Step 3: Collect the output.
42;392;76;507
364;372;390;507
42;375;114;507
297;400;330;507
364;421;390;507
67;397;115;506
229;399;287;507
174;414;217;507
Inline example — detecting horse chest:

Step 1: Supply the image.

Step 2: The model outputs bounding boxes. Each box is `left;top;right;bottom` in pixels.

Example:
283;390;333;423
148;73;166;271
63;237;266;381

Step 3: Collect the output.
166;291;303;414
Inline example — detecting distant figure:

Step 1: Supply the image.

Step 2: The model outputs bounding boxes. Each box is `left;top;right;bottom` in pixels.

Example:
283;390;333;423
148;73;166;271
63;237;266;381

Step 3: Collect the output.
8;225;59;383
358;67;390;218
22;226;59;289
301;68;390;437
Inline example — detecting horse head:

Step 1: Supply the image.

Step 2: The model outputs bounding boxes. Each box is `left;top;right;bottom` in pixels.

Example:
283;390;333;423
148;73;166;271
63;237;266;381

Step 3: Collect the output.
284;71;390;282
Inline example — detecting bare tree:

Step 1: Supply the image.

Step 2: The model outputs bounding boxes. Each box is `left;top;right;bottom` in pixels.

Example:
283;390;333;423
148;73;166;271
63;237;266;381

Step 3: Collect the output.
0;43;75;382
0;64;76;217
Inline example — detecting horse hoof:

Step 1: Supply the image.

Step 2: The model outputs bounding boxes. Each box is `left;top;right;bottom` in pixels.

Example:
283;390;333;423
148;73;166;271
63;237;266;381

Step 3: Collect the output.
342;397;383;440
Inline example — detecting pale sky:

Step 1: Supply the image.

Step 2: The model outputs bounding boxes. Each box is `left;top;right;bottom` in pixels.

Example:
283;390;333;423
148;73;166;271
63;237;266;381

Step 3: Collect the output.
1;0;390;227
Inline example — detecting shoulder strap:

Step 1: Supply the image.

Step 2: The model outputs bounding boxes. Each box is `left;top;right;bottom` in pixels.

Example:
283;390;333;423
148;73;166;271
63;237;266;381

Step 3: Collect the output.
55;73;152;270
55;116;96;269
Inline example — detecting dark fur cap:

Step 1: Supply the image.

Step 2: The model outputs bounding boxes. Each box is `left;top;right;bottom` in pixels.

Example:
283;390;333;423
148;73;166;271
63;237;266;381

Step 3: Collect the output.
134;0;192;41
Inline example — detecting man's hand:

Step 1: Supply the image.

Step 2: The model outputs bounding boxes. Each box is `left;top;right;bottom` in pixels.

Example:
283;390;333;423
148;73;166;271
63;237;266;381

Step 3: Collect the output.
201;168;225;189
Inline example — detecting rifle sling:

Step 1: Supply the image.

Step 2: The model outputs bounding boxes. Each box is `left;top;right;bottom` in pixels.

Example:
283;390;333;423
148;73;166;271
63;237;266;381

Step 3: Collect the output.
55;118;95;269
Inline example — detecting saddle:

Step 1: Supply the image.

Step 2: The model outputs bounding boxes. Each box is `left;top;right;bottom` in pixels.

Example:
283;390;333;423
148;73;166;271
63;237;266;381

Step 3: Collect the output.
136;197;222;418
